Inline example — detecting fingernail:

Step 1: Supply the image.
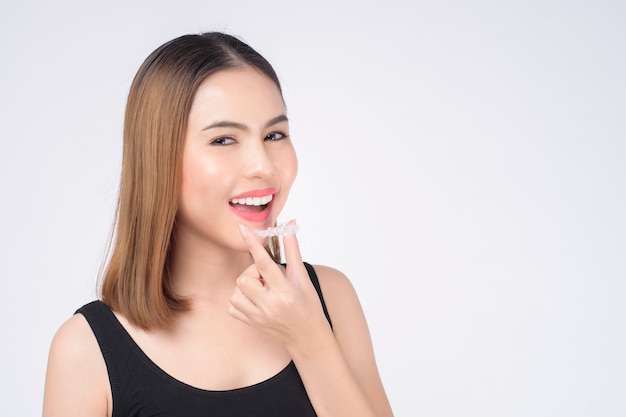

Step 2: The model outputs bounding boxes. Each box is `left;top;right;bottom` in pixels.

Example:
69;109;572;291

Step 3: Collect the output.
238;224;248;238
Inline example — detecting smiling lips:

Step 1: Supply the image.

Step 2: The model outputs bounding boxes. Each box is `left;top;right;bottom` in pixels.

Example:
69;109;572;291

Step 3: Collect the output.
229;191;275;222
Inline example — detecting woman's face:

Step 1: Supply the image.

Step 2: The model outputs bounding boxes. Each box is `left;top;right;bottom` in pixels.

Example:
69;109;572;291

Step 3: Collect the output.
176;67;298;253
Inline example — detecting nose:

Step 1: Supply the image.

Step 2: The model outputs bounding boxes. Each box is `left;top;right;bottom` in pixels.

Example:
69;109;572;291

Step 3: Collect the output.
243;141;275;179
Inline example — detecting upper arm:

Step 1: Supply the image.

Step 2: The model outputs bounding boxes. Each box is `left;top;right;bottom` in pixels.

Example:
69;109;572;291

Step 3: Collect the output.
43;314;110;417
314;265;394;417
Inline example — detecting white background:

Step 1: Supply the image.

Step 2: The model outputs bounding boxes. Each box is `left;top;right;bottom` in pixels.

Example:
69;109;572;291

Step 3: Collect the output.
1;1;624;416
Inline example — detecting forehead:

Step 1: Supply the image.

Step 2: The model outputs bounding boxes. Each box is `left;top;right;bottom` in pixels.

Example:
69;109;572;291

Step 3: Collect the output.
189;67;285;122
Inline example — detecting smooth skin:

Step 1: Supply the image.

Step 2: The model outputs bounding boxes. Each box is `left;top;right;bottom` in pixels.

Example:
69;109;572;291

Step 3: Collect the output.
43;67;393;417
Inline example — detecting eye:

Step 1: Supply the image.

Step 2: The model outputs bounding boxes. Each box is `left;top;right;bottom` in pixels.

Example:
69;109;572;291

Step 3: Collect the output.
210;136;236;146
265;132;288;141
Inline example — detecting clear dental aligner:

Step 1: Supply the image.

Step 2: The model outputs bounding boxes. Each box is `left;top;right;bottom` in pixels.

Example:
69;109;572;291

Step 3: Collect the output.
253;223;300;237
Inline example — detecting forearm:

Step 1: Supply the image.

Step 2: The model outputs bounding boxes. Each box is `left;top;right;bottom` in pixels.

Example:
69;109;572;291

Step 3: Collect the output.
287;326;381;417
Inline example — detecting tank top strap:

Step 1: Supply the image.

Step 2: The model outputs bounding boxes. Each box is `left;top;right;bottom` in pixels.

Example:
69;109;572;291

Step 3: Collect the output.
75;300;128;409
303;262;333;329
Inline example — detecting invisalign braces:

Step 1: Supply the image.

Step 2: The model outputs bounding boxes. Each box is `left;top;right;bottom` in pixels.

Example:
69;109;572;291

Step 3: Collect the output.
253;223;299;237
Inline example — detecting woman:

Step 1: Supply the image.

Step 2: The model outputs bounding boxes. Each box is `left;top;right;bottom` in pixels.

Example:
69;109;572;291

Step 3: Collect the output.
43;32;393;417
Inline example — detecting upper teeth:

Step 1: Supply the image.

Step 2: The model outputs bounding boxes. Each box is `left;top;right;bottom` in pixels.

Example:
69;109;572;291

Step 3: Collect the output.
230;195;273;206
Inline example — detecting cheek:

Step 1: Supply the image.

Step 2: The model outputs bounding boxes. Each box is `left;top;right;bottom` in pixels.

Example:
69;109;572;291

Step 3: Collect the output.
269;148;297;216
179;153;229;206
280;147;298;188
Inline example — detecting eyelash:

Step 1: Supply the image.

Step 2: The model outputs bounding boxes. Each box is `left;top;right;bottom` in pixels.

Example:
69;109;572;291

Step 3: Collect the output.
265;131;288;141
210;137;236;146
210;131;288;146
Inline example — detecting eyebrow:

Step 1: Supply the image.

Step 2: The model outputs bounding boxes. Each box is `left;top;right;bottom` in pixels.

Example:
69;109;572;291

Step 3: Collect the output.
202;114;288;131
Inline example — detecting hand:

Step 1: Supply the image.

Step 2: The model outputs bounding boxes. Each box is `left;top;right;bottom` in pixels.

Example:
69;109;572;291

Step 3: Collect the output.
228;221;329;347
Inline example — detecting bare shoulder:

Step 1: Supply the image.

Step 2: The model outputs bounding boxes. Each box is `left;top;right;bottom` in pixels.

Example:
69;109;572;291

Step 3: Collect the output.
309;264;365;326
50;313;98;355
310;264;357;297
43;313;110;416
47;313;107;375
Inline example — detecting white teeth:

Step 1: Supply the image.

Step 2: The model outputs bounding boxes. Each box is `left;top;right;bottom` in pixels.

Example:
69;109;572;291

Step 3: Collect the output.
230;194;273;206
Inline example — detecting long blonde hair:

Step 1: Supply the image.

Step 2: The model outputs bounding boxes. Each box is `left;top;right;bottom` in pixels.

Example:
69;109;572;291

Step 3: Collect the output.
101;33;283;329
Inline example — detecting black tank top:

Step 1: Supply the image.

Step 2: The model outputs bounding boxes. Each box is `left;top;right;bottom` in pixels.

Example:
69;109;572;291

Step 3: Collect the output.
77;262;332;417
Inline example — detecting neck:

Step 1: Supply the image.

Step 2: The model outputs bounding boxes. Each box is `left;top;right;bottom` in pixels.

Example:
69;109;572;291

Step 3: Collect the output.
168;234;254;306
